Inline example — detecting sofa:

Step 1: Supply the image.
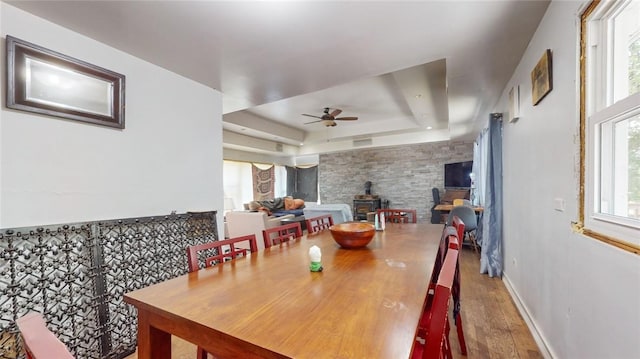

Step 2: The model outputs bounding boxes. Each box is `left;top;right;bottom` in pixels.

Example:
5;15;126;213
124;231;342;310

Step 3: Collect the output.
245;197;305;217
226;211;294;251
303;203;353;224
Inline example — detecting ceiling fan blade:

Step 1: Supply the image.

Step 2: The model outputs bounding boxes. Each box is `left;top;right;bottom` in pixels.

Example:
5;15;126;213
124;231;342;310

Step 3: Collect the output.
304;119;324;124
302;114;323;119
328;109;342;118
335;117;358;121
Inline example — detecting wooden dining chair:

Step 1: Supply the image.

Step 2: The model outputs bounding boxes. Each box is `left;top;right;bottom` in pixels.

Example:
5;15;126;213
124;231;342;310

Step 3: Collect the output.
305;214;334;234
376;208;417;223
186;234;258;273
412;246;459;359
419;226;467;355
186;235;257;358
15;312;75;359
262;222;303;249
425;227;458;306
446;232;467;356
451;215;465;244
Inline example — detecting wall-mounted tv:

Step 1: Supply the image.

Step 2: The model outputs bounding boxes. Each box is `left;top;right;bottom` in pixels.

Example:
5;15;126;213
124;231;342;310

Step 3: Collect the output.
444;160;473;188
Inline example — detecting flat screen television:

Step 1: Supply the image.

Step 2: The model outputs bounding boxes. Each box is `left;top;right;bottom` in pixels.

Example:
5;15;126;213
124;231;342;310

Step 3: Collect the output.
444;160;473;188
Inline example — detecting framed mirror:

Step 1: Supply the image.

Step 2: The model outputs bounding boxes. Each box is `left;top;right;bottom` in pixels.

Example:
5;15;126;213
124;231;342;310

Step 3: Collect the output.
6;35;125;129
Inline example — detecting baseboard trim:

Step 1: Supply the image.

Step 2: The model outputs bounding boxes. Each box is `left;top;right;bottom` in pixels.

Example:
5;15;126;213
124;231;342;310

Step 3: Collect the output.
502;273;555;359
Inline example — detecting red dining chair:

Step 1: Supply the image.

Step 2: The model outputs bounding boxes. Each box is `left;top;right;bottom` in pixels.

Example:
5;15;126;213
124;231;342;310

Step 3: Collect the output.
451;216;465;247
186;234;258;273
262;222;303;249
186;235;257;358
376;208;417;223
418;226;467;355
412;246;459;358
426;226;458;293
305;214;334;234
418;228;454;334
450;216;468;354
15;312;74;359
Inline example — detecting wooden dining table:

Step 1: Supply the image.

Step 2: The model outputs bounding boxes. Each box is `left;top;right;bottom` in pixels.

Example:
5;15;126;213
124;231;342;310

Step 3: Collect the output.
434;204;484;213
124;223;443;359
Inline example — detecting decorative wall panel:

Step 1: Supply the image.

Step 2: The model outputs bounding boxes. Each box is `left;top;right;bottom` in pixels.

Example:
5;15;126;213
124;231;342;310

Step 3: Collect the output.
0;211;217;359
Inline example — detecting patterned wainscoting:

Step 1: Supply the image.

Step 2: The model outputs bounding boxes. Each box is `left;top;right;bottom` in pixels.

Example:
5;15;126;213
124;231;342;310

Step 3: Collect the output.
0;211;218;359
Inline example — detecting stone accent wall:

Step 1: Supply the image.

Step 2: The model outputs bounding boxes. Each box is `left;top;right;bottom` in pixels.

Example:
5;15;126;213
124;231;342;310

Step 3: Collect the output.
319;141;474;222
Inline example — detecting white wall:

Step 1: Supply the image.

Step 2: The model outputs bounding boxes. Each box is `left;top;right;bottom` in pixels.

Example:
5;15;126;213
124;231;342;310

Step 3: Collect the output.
495;1;640;358
0;3;224;236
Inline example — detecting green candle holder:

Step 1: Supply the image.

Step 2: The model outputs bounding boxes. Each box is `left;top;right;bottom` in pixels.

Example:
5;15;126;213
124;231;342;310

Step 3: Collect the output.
310;261;323;272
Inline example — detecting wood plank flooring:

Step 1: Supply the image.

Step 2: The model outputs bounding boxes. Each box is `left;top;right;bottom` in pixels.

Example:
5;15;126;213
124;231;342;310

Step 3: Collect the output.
125;246;543;359
449;247;543;358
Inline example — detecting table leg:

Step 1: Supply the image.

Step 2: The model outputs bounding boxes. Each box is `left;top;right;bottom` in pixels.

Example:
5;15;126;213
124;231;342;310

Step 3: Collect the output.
137;310;171;359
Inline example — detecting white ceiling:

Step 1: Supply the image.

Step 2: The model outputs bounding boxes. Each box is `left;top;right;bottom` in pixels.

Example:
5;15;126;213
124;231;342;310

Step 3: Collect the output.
7;0;551;156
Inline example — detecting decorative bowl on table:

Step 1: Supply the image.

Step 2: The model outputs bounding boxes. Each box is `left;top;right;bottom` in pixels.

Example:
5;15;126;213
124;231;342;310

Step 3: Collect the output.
329;222;376;249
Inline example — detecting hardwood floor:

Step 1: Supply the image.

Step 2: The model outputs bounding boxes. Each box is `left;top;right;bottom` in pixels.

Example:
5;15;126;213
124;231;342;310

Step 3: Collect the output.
125;246;542;359
449;246;543;359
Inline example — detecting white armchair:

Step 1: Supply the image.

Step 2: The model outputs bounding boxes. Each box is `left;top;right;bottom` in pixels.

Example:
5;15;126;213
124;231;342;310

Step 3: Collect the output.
225;211;294;251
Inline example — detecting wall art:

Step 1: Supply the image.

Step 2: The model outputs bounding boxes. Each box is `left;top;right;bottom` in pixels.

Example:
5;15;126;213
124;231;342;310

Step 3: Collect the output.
6;35;125;128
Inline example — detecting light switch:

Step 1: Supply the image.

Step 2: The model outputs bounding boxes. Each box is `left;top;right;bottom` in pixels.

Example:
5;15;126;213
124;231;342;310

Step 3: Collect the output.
554;198;565;212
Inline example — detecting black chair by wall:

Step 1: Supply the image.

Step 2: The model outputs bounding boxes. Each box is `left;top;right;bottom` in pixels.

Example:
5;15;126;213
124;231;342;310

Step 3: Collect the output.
430;187;442;224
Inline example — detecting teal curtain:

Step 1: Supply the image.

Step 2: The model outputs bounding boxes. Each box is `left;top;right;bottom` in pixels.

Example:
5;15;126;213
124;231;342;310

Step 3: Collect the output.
478;113;503;277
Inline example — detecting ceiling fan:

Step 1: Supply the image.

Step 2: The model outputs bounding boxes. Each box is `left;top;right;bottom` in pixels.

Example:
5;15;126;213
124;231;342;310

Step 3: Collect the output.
302;107;358;127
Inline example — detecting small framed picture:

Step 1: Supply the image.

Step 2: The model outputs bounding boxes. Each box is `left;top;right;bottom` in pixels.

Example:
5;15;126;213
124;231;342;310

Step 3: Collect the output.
6;36;125;128
509;85;520;122
531;49;552;106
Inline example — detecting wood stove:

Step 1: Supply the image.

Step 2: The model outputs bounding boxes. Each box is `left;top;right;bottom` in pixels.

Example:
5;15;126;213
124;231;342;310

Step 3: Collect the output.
353;195;382;221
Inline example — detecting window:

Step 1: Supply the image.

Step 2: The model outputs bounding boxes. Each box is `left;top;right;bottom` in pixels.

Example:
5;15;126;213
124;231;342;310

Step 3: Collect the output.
222;161;287;212
581;0;640;251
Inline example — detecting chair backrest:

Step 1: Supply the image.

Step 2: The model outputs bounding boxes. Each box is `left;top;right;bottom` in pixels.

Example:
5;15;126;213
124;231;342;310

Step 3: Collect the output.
448;235;460;250
15;312;74;359
431;187;441;206
226;211;295;251
186;235;257;272
376;208;417;223
184;235;255;359
451;216;465;245
305;214;334;234
429;226;459;285
262;222;303;249
422;247;458;358
445;205;477;231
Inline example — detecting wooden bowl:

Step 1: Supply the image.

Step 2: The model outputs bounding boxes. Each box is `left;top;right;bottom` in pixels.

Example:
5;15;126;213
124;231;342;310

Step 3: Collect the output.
329;222;376;249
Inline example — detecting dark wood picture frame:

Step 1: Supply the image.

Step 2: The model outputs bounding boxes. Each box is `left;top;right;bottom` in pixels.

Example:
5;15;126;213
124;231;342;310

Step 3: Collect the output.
531;49;552;106
6;35;125;128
